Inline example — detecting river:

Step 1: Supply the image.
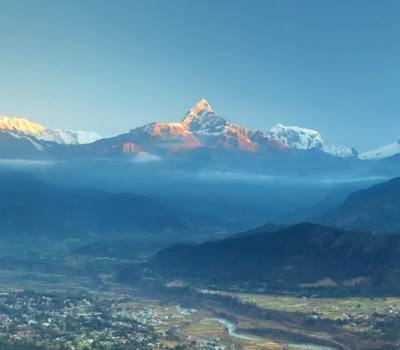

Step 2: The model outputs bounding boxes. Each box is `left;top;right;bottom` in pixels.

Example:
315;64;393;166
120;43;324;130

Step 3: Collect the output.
211;318;337;350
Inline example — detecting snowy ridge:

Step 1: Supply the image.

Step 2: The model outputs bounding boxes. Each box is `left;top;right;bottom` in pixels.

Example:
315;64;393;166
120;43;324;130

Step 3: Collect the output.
359;141;400;160
182;98;227;135
37;129;101;145
0;115;101;145
0;116;45;134
323;145;358;159
267;123;324;150
182;98;214;124
1;100;366;159
130;99;358;157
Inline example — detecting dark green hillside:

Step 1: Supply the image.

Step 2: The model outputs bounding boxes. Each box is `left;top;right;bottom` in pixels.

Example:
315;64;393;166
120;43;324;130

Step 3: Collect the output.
153;223;400;294
321;177;400;232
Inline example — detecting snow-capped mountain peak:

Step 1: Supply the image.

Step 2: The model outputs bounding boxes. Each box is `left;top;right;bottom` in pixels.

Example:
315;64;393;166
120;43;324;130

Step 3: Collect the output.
135;99;227;138
181;99;227;135
182;98;214;122
129;100;359;157
0;116;45;134
0;115;100;145
0;100;361;159
359;141;400;160
267;123;324;150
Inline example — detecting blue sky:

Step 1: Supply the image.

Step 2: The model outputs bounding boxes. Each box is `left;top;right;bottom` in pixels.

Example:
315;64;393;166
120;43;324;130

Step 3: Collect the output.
0;0;399;151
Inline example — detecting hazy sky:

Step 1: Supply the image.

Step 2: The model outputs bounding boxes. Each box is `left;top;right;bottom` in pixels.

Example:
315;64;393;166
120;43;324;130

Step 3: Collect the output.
0;0;399;151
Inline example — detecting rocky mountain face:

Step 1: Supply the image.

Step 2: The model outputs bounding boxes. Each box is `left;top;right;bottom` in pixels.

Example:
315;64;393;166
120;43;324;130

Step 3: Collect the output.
127;99;357;157
1;100;398;174
0;100;359;160
60;98;359;165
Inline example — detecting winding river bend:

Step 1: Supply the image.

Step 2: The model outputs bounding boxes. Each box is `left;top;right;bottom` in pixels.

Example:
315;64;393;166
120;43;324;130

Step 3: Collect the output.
211;318;337;350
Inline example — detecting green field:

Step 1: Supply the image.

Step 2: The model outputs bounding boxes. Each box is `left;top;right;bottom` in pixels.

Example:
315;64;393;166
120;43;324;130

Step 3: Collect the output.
212;291;400;320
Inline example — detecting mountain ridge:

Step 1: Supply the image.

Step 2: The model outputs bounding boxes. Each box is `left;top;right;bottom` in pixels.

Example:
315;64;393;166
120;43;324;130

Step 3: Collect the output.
0;99;397;161
0;115;101;145
359;140;400;160
88;99;359;159
320;176;400;232
152;222;400;295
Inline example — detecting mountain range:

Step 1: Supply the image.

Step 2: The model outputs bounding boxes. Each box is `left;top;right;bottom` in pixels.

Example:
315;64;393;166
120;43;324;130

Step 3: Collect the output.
0;115;100;145
1;99;397;162
150;175;400;295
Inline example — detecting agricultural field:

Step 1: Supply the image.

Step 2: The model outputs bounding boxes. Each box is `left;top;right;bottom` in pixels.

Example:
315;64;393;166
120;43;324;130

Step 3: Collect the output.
216;292;400;321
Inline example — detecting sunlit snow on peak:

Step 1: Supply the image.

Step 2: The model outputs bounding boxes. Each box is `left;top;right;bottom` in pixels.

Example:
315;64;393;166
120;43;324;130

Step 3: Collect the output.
0;116;45;134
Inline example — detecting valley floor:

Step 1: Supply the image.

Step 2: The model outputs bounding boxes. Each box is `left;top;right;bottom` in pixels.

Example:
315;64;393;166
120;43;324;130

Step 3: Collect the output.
0;249;398;350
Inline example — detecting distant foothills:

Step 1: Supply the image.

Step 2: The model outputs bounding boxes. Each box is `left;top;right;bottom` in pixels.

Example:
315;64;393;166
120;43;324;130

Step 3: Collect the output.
150;177;400;297
152;221;400;296
0;99;399;163
0;168;399;238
